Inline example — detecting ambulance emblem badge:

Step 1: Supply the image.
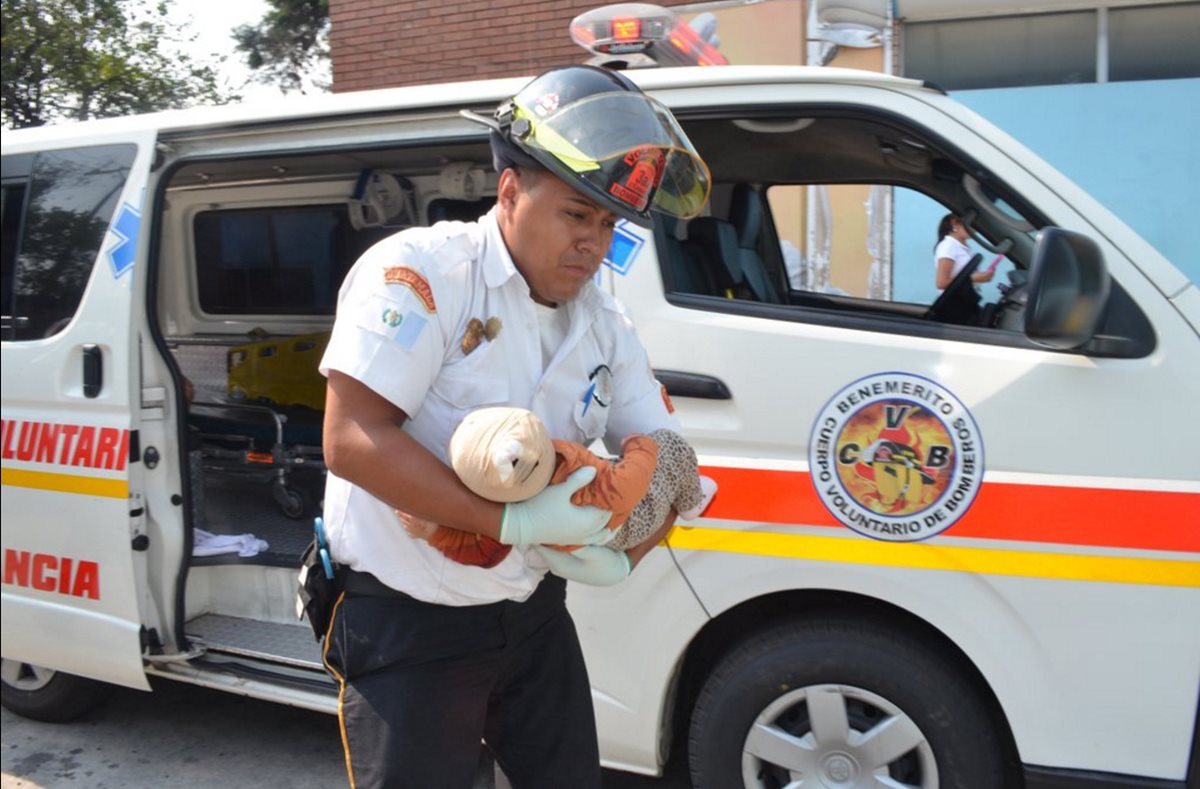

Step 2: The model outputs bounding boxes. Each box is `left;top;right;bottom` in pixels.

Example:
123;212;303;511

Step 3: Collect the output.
809;372;984;542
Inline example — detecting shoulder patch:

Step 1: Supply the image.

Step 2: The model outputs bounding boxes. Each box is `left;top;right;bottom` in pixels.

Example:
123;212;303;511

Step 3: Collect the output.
383;266;437;313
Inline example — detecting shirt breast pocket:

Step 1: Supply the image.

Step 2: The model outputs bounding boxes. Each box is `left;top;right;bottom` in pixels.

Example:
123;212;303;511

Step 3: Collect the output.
430;344;509;412
572;397;609;441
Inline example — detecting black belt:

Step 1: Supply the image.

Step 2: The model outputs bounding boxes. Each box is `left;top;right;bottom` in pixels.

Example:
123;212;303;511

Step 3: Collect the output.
341;568;415;599
340;568;566;608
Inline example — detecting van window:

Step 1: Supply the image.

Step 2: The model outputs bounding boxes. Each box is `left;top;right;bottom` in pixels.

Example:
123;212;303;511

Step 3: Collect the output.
1;182;27;336
657;112;1157;355
765;183;1018;309
193;205;388;315
1;145;136;341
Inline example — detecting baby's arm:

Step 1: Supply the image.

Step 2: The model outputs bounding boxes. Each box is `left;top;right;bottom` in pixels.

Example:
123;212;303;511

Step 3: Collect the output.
551;436;658;531
578;434;658;522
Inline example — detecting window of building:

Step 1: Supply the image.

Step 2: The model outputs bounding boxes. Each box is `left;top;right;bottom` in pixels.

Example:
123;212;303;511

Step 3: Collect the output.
902;3;1200;89
1;145;135;341
1109;3;1200;82
903;12;1097;90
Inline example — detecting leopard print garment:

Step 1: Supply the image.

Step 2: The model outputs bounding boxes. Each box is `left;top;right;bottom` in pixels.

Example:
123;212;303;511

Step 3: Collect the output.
609;428;705;551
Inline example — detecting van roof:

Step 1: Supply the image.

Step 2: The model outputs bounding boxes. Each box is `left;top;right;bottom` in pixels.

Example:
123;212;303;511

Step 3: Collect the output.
1;66;931;147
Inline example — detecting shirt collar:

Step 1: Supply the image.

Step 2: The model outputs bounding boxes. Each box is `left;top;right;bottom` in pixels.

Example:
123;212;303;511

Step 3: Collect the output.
480;207;520;289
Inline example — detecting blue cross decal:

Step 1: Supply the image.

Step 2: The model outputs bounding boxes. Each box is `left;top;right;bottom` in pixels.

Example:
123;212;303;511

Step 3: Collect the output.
603;221;645;276
107;203;141;278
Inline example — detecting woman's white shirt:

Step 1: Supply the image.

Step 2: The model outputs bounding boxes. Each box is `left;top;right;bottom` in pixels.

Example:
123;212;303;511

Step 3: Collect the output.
934;235;974;285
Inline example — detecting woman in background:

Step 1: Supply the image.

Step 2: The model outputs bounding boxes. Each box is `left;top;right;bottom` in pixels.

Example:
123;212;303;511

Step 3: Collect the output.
934;213;995;290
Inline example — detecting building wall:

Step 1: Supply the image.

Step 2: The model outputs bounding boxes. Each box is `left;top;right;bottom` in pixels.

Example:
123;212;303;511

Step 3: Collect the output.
330;0;695;91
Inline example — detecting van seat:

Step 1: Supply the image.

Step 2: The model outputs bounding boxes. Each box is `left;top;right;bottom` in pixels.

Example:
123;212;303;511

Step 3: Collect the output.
687;217;747;298
728;184;782;304
659;216;719;296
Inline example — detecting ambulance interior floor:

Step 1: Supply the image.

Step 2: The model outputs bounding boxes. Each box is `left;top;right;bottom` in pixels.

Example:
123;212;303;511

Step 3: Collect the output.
193;472;318;567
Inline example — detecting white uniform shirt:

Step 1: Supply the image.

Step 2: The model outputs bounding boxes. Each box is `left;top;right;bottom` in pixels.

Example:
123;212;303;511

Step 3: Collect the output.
319;207;680;605
933;235;974;284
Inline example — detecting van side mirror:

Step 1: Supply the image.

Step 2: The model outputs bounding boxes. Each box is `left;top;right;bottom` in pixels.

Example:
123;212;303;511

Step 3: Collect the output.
1024;228;1111;350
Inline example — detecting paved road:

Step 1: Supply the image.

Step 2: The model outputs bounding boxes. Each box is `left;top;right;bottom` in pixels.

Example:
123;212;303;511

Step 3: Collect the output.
1;679;692;789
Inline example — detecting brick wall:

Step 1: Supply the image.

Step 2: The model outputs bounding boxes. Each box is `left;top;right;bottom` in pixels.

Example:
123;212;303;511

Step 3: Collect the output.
330;0;697;93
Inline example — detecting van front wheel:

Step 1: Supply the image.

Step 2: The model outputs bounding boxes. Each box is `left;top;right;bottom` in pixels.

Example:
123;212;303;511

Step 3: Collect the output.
1;658;110;722
688;618;1013;789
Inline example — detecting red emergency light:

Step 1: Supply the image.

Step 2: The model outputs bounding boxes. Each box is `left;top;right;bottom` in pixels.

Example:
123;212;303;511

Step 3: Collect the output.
612;17;641;42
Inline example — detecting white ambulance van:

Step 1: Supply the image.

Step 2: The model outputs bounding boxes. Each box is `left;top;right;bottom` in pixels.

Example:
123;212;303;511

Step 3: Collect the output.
2;35;1198;789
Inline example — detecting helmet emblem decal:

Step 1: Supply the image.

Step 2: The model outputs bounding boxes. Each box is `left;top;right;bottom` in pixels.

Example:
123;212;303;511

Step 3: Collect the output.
609;147;665;212
533;92;560;117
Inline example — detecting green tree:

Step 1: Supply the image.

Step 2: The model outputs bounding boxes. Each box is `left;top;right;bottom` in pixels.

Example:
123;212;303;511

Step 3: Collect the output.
233;0;329;94
1;0;233;129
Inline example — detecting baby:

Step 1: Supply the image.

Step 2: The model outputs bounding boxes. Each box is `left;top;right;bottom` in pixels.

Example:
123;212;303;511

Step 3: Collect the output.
401;407;716;577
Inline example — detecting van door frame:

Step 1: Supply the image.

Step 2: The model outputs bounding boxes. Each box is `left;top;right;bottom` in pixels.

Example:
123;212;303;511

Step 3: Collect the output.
1;129;161;690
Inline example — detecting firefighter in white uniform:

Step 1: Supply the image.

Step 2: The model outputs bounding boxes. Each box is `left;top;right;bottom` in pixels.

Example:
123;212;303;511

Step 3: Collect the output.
318;65;711;789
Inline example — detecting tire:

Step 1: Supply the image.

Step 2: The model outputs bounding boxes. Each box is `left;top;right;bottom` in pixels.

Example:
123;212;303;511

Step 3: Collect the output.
688;617;1013;789
1;658;111;722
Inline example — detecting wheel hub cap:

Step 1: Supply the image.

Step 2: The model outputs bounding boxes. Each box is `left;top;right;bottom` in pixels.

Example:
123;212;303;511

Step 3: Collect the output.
821;751;858;785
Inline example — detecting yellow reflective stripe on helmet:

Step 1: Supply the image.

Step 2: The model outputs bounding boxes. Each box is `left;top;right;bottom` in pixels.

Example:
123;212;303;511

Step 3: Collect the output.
515;106;600;174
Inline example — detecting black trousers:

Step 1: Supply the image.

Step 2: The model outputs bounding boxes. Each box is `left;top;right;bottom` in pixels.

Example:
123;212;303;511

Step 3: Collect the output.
323;572;602;789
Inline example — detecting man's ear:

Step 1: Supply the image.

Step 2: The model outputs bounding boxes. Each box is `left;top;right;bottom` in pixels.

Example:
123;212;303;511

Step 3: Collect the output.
497;167;520;212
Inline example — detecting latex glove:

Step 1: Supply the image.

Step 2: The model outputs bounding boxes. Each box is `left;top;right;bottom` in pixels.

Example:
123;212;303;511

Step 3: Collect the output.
533;545;631;587
499;467;613;547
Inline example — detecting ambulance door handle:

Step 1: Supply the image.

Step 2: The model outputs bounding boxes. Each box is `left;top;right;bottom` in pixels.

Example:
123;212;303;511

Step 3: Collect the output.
82;344;103;398
654;370;731;400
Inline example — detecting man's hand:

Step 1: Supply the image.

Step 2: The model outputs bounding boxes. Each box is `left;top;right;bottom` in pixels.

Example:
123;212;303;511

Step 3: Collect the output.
499;467;613;546
532;545;631;587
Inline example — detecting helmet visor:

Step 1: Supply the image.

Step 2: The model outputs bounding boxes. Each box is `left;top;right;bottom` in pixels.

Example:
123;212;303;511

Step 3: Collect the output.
514;92;711;220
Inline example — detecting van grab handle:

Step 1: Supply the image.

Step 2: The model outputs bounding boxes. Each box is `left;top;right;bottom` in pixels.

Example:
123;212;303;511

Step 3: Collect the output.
82;344;103;398
655;370;732;400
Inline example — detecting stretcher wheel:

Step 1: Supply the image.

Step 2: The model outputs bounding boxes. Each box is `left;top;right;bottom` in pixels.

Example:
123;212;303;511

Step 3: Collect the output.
273;480;311;520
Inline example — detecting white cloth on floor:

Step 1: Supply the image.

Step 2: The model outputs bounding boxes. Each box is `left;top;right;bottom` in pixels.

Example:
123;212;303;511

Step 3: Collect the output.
193;528;269;558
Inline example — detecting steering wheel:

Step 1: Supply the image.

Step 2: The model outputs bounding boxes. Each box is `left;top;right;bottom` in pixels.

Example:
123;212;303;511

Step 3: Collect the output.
924;253;982;322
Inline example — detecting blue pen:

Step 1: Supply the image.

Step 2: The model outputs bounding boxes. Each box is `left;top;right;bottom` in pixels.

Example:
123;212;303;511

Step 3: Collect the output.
581;381;597;416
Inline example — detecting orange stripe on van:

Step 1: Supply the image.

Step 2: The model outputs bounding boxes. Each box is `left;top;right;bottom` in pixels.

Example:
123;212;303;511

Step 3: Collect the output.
700;466;1200;554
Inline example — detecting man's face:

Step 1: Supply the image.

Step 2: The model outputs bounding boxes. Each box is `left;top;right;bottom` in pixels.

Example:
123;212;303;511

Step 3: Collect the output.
498;168;617;306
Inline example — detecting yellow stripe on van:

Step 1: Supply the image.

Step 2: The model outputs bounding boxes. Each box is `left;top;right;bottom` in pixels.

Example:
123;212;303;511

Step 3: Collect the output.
1;468;128;499
668;527;1200;588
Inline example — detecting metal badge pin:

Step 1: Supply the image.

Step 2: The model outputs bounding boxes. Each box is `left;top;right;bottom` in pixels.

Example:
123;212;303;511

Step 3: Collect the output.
461;317;485;355
462;316;501;355
484;316;502;341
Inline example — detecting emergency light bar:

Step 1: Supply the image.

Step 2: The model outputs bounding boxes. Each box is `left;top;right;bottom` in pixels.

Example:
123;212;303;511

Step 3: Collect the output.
570;3;729;67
